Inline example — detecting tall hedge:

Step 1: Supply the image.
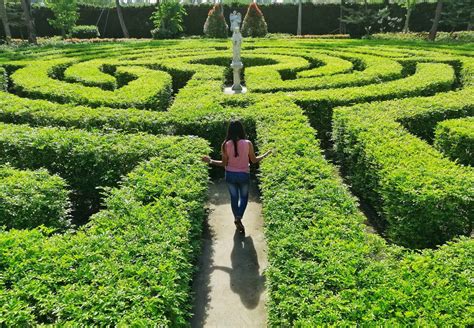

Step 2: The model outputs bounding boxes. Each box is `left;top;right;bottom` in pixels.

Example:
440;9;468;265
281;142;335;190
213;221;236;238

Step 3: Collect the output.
0;3;459;39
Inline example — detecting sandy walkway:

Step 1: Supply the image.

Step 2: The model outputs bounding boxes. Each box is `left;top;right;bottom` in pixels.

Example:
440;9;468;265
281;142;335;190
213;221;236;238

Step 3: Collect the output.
191;178;268;328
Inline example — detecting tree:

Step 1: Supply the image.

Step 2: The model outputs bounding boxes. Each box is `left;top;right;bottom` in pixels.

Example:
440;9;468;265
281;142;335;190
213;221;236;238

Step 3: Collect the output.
203;3;228;38
151;0;186;39
340;1;392;38
0;0;12;44
397;0;417;33
297;0;302;35
20;0;36;44
442;0;474;32
45;0;79;37
428;0;442;41
241;2;268;37
115;0;129;38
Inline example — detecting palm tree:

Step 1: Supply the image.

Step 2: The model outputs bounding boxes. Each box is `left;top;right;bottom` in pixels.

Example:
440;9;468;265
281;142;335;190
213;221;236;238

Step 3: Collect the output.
20;0;36;44
115;0;129;38
0;0;12;44
428;0;442;41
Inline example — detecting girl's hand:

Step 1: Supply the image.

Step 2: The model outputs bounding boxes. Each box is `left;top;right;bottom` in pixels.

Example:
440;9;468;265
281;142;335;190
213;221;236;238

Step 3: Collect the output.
264;149;273;158
202;155;211;163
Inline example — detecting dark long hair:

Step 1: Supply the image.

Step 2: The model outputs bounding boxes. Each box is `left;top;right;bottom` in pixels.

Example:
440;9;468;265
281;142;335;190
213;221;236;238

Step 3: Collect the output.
224;119;247;157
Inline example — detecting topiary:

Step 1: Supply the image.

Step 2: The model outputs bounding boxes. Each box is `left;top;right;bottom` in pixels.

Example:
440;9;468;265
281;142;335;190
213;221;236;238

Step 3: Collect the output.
203;3;228;38
241;3;268;38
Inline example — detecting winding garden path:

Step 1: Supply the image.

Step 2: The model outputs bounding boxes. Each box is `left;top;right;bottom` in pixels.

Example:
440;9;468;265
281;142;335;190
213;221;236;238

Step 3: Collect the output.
191;178;268;328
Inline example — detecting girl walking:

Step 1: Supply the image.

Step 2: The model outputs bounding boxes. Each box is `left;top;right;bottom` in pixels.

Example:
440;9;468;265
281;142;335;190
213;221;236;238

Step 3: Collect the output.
202;119;272;234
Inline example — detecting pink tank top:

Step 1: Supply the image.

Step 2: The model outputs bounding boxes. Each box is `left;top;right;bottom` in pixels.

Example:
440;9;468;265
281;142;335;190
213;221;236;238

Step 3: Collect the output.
225;139;250;173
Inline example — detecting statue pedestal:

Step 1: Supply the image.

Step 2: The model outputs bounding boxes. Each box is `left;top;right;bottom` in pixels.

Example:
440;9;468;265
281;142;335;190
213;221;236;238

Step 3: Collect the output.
224;61;247;95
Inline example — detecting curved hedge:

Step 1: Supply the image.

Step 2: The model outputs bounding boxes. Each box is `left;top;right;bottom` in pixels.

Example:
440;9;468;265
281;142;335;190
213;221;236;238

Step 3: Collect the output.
11;60;173;110
0;39;473;326
0;165;70;230
434;117;474;166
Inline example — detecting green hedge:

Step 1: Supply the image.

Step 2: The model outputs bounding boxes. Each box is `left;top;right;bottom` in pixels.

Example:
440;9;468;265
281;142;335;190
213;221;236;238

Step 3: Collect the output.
0;67;6;91
246;51;402;92
333;89;474;248
11;60;172;110
253;95;474;326
0;138;209;325
71;25;100;39
0;165;70;230
0;123;203;222
434;117;474;166
293;62;455;144
1;39;473;326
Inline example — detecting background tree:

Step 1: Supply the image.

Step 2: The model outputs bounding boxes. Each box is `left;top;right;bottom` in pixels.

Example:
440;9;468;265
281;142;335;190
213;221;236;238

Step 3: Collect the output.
20;0;36;44
45;0;79;37
0;0;12;43
441;0;474;32
203;3;228;38
340;0;392;38
115;0;129;38
241;2;268;37
151;0;186;39
397;0;417;33
428;0;442;41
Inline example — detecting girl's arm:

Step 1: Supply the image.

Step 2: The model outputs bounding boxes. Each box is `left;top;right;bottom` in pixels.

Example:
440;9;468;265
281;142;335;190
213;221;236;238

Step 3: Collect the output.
248;141;272;164
202;143;228;167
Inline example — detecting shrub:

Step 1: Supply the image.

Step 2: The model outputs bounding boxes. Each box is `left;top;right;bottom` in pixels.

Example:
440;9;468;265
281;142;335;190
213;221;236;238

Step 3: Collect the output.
203;3;228;38
0;139;209;325
11;60;172;110
45;0;79;37
70;25;100;39
333;89;474;249
151;0;186;39
241;3;268;37
434;117;474;166
0;165;71;230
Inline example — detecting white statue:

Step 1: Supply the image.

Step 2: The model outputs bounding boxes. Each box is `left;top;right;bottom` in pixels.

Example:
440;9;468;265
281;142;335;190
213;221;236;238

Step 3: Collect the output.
229;11;242;32
232;27;242;63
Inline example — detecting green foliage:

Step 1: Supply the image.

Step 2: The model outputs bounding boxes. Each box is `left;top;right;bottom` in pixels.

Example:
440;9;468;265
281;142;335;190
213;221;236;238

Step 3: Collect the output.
70;25;100;39
241;2;268;37
340;2;399;37
11;60;172;109
151;0;186;39
372;31;474;42
442;0;474;31
333;88;474;248
203;3;228;38
0;165;71;230
45;0;79;35
0;139;209;325
0;38;473;325
434;117;474;166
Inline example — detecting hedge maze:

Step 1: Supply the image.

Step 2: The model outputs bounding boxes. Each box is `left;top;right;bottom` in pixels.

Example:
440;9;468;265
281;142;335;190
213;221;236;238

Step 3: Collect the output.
0;39;472;326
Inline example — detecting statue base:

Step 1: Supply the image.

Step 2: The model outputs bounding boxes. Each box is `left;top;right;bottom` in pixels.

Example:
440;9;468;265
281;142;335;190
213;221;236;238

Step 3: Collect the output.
224;86;247;95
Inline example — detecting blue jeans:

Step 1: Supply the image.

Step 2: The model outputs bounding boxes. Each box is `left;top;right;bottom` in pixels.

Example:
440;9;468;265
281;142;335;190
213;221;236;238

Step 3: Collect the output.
225;171;250;220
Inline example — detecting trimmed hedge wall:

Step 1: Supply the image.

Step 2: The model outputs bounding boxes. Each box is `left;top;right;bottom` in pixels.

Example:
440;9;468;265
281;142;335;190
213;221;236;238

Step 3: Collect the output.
0;165;70;230
0;2;465;39
0;138;210;325
0;39;473;325
333;88;474;248
434;117;474;166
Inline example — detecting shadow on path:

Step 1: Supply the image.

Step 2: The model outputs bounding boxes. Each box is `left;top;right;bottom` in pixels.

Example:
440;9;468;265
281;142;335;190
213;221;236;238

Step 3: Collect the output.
190;178;267;328
213;231;266;309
